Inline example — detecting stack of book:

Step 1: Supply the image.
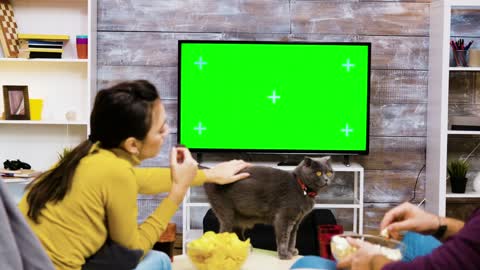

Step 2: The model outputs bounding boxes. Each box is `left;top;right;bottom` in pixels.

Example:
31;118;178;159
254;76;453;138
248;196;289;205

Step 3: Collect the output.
17;33;69;59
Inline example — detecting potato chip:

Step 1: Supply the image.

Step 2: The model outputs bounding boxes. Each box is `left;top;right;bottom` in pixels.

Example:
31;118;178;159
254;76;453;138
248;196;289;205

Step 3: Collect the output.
187;232;250;270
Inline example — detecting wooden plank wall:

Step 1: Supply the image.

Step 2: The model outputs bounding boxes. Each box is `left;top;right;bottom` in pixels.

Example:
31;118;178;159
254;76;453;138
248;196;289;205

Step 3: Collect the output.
96;0;478;233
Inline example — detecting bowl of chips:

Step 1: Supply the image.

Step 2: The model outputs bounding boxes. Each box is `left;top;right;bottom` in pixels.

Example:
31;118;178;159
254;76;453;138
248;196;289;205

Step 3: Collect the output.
187;231;251;270
330;234;405;262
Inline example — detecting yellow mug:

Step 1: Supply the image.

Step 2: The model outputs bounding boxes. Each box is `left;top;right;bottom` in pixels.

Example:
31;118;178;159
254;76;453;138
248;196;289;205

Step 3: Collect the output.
29;99;43;120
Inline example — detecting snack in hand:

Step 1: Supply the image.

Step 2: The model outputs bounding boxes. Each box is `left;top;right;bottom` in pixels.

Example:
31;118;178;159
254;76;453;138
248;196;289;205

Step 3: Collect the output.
380;228;390;238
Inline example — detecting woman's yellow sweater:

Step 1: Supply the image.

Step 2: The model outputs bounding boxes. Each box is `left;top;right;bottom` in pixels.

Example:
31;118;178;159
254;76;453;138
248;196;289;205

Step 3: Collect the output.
18;147;206;270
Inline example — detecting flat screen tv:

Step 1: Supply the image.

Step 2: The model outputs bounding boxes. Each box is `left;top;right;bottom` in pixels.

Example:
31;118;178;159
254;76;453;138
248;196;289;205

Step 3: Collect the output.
178;40;370;155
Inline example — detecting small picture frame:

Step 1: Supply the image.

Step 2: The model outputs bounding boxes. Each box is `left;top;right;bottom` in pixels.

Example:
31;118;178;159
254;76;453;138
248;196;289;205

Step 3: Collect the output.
3;85;30;120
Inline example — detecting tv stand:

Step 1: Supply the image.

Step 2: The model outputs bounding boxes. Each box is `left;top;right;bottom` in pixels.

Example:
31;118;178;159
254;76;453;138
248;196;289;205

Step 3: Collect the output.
276;155;301;166
343;155;351;167
182;161;364;253
196;153;203;164
277;160;300;166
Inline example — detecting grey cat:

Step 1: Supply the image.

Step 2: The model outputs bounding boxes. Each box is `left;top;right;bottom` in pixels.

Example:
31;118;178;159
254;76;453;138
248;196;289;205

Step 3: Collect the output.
204;156;334;260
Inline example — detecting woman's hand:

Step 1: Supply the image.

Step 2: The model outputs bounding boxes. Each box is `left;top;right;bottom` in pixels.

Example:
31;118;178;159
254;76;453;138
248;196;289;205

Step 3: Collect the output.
168;146;198;204
336;238;392;270
204;160;251;185
380;202;440;239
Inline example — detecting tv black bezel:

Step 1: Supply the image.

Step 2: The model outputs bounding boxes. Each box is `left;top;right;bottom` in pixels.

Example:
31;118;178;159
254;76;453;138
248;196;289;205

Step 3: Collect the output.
177;40;370;155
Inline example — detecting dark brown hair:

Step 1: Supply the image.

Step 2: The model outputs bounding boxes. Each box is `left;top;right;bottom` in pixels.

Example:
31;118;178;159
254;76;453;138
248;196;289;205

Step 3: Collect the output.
26;80;160;223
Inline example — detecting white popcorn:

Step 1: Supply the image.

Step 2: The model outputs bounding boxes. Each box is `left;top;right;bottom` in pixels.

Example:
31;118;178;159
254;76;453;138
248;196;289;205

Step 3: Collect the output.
330;235;402;261
380;228;390;238
379;245;402;261
331;235;357;260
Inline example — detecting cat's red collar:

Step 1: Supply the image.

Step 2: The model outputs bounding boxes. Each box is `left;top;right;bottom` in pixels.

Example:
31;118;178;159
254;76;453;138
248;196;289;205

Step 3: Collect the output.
296;177;317;198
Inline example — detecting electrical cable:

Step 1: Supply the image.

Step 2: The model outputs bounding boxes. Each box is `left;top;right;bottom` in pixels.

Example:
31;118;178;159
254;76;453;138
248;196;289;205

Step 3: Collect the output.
461;140;480;163
410;164;426;203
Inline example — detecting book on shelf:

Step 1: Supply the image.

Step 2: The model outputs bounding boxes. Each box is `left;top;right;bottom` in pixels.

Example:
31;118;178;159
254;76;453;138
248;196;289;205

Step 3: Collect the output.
18;33;69;42
19;40;63;49
18;47;63;59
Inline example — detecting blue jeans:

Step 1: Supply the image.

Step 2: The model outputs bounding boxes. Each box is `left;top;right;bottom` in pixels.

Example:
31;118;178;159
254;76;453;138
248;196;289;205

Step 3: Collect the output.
134;251;171;270
290;232;442;270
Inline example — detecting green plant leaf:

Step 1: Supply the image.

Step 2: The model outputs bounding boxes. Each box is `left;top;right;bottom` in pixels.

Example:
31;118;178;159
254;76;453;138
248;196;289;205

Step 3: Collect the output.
447;159;469;180
57;147;73;162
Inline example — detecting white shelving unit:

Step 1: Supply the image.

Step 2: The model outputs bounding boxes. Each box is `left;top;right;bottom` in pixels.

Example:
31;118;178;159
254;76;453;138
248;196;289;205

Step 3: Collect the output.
0;0;96;171
426;0;480;216
182;162;364;252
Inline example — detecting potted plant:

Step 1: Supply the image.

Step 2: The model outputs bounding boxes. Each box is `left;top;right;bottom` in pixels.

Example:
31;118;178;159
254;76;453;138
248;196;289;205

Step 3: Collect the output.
57;147;72;162
447;159;469;193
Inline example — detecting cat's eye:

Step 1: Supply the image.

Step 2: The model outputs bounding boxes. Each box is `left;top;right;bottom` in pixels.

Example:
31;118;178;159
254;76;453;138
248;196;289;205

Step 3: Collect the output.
316;171;322;177
326;171;333;177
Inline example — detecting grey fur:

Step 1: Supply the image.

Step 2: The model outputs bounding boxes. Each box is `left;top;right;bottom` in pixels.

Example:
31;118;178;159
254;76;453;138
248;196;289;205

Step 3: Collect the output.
204;156;334;260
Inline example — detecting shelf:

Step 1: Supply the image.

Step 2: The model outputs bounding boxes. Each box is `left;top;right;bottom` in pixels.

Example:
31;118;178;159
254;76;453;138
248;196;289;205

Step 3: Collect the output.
448;0;480;8
446;191;480;198
446;186;480;198
313;203;361;209
0;58;88;64
448;130;480;135
0;120;87;125
1;177;33;183
449;67;480;72
185;202;210;207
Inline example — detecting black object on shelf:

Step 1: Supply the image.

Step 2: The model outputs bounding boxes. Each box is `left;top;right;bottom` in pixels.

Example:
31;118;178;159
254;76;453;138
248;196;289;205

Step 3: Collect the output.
451;125;480;131
451;177;468;193
3;159;31;170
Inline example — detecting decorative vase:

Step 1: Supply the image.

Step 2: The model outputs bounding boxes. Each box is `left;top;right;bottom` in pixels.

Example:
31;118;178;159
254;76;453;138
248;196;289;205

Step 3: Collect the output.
451;177;467;193
473;173;480;193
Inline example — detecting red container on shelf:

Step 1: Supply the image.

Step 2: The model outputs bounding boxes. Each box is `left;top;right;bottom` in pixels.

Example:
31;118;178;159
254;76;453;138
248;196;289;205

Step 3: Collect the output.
317;224;344;260
76;35;88;59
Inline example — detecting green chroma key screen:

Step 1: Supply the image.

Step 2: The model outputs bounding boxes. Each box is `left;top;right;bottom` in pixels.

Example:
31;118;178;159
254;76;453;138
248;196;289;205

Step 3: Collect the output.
178;41;370;154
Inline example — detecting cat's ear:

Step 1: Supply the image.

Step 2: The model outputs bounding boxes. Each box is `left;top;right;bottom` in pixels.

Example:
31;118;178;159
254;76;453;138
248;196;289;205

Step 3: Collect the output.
304;157;313;167
323;156;331;161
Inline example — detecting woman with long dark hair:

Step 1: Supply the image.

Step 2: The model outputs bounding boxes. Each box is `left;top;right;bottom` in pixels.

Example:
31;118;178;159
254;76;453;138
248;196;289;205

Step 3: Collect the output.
18;80;250;270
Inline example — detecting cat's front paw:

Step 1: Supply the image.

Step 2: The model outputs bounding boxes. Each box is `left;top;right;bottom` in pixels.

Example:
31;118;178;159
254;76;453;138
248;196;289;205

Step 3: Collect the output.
278;251;293;260
289;248;299;256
